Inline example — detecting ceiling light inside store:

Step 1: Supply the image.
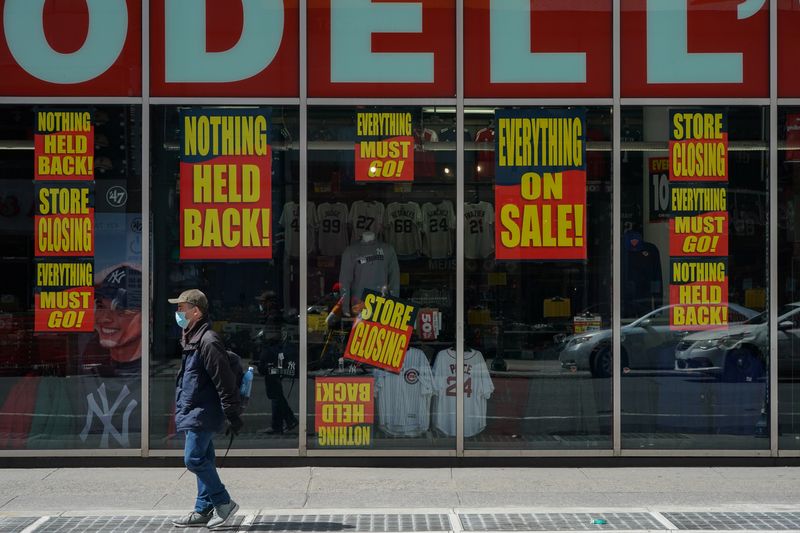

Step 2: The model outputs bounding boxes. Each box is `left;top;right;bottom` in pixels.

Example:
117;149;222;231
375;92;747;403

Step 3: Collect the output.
0;141;33;150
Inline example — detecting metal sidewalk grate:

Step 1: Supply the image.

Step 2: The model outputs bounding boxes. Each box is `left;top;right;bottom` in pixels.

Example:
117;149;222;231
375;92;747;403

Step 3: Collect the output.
663;512;800;530
36;514;244;532
0;516;40;533
251;514;451;532
459;513;664;531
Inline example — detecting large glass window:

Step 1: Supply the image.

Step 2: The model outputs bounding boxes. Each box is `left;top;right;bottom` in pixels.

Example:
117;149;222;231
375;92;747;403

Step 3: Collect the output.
0;104;142;449
150;105;299;449
621;106;769;449
464;106;612;449
306;106;457;450
777;107;800;448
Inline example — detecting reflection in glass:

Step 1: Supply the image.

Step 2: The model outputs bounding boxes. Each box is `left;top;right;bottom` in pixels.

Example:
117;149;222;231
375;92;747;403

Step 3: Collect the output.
466;106;613;449
620;106;769;450
149;106;300;449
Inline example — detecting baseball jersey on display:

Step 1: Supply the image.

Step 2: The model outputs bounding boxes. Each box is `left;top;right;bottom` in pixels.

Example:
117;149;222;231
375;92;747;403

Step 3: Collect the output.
316;202;349;256
349;201;385;242
384;202;423;257
464;201;495;259
414;128;438;178
279;201;317;258
338;240;400;315
374;347;433;437
432;348;494;437
422;200;456;259
474;127;495;179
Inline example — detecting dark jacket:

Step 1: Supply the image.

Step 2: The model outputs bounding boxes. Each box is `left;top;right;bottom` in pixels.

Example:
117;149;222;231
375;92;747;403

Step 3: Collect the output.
175;319;241;433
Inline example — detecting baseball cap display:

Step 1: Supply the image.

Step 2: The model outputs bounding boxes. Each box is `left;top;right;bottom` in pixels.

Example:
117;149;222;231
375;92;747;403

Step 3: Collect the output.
168;289;208;312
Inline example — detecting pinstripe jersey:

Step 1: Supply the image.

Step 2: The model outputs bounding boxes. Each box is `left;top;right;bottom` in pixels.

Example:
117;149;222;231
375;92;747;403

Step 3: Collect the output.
374;348;433;437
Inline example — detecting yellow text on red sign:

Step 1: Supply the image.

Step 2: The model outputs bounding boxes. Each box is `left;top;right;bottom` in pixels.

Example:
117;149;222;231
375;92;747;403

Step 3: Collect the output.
314;377;374;447
34;111;94;180
344;292;417;373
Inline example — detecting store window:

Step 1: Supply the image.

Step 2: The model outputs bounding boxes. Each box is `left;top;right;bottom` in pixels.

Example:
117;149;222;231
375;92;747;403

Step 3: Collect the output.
306;106;457;450
150;105;299;449
620;106;769;449
463;106;612;450
777;107;800;448
0;104;142;449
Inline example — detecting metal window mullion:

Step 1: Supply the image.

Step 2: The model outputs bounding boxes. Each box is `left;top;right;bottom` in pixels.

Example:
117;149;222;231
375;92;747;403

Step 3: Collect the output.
770;0;778;456
612;0;622;456
298;0;308;457
456;0;465;457
140;0;151;458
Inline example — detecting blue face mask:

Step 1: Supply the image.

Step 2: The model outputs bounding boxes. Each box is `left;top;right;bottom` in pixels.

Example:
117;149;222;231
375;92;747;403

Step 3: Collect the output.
175;311;189;329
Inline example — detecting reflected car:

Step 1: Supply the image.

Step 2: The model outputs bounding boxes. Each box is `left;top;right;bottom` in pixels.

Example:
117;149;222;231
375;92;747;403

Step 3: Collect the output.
559;303;758;378
674;303;800;380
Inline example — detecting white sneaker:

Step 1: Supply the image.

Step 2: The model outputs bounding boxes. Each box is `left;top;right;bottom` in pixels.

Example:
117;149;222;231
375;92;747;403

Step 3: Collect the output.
207;500;239;529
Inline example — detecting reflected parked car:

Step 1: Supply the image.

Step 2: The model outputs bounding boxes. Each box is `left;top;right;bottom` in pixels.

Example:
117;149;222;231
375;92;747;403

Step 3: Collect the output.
559;303;758;378
675;302;800;380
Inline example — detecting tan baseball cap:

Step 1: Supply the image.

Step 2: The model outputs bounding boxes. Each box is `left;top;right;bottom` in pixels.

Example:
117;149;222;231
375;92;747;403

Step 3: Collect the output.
168;289;208;312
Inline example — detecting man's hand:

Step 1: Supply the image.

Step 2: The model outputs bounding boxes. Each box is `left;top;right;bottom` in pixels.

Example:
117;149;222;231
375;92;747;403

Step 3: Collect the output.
225;414;244;436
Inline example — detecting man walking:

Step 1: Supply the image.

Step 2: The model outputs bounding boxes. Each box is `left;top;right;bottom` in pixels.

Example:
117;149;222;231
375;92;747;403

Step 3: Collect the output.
169;289;243;529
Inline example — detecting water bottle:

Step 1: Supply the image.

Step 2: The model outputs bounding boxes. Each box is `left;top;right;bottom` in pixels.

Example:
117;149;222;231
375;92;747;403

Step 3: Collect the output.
240;366;254;408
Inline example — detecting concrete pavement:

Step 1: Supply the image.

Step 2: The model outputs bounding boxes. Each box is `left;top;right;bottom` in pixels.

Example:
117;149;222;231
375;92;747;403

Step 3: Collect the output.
1;467;800;515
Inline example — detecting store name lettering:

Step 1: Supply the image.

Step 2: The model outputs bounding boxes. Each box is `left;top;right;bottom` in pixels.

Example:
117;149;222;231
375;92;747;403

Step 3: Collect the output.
1;1;764;87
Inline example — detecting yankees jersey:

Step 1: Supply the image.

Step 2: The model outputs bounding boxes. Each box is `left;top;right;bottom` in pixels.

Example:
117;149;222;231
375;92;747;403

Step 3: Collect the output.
279;201;317;258
384;202;423;256
464;201;495;259
374;348;433;437
421;200;456;259
338;239;400;315
316;202;349;256
349;200;385;242
431;348;494;437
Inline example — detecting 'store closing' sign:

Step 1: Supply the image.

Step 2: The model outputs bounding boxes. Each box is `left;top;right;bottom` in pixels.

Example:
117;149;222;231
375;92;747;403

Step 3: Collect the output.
344;290;418;373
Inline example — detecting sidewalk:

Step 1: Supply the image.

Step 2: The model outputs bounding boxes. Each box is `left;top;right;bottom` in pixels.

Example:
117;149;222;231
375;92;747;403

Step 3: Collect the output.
2;467;800;513
2;468;800;531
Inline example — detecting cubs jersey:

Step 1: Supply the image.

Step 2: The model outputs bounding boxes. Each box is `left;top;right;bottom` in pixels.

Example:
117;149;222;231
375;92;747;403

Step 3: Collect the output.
421;200;456;259
349;200;385;242
431;348;494;437
279;201;317;258
316;202;349;256
464;201;495;259
384;202;423;256
374;347;433;437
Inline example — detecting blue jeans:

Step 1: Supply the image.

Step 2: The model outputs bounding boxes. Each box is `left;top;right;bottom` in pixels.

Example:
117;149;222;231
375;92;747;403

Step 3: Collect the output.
184;430;231;513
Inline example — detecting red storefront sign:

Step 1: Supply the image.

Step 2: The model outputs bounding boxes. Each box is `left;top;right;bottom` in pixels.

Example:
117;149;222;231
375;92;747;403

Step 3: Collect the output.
621;0;769;97
150;0;299;96
464;0;612;98
308;0;456;97
0;0;141;96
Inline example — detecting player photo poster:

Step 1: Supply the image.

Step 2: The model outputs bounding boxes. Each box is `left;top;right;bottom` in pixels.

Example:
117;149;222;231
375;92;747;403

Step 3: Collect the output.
494;108;587;260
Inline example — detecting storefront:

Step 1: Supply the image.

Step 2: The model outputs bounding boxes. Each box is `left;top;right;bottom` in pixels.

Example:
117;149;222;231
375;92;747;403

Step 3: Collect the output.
0;0;798;460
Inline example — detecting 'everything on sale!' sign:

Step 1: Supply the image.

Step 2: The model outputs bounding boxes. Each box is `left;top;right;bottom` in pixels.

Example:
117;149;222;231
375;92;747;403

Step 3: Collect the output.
179;109;273;260
668;110;729;330
494;109;587;261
